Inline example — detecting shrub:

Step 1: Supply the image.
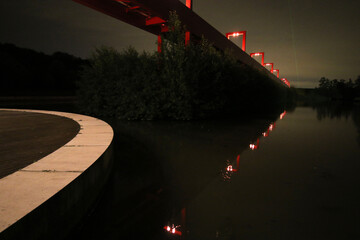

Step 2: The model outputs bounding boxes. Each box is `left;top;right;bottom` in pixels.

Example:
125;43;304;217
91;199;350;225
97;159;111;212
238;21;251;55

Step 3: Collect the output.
77;12;290;120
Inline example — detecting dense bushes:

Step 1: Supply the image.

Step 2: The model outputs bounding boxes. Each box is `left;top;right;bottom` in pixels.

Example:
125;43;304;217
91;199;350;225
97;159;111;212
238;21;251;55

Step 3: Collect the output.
77;12;290;120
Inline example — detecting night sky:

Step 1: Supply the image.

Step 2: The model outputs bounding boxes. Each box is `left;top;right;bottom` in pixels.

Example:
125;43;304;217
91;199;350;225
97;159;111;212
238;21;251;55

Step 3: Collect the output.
1;0;359;88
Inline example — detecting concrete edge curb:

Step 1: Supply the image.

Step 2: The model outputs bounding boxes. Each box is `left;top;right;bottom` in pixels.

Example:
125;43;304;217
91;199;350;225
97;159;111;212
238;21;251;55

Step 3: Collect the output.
0;109;114;239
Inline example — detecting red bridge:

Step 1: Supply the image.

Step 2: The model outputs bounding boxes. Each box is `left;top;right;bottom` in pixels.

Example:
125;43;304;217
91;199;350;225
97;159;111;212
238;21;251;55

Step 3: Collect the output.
73;0;290;87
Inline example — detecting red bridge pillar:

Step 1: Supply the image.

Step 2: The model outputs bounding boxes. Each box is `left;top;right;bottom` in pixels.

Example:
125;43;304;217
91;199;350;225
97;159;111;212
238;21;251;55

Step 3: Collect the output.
186;0;192;9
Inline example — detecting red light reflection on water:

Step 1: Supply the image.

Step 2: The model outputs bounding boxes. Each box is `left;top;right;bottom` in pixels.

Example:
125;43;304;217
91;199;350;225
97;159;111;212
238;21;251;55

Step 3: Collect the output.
223;110;287;180
226;155;240;172
164;225;182;236
249;138;260;150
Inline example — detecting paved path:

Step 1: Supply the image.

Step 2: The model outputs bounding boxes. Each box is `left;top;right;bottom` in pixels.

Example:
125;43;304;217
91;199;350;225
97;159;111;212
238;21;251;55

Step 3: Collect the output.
0;110;80;179
0;109;113;236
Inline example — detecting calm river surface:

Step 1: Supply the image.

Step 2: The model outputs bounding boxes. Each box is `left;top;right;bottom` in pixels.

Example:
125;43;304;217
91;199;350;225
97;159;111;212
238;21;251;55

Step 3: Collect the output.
65;103;360;240
4;101;359;239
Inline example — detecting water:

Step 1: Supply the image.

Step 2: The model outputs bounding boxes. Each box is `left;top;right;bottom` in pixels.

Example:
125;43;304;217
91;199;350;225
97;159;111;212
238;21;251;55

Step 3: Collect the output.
2;100;360;239
61;103;359;240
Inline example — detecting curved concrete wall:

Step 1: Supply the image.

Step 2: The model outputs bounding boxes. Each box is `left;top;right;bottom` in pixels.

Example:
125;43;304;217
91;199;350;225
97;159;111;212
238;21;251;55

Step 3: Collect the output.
0;109;114;240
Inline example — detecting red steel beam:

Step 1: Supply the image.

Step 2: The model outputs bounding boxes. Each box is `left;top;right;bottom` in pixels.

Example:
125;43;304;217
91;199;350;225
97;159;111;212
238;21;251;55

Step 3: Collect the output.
146;16;166;26
73;0;284;86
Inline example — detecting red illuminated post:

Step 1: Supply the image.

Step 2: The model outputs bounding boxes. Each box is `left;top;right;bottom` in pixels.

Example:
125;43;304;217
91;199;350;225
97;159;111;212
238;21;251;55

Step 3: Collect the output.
269;122;275;131
281;78;290;87
185;0;192;44
273;69;279;78
186;0;192;9
157;35;162;53
250;52;264;66
262;129;269;137
226;31;246;52
264;63;274;73
185;31;190;46
280;111;286;119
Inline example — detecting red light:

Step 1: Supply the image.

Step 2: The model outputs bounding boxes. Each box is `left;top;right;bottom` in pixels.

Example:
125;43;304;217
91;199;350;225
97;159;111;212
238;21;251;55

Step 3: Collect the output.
250;52;264;65
280;111;286;119
226;31;246;51
185;31;190;46
281;78;290;87
264;63;274;73
273;69;279;78
262;129;269;137
186;0;192;9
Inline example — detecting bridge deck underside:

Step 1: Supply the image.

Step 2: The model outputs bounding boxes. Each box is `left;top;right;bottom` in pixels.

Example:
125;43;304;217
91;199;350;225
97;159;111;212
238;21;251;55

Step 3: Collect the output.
73;0;285;86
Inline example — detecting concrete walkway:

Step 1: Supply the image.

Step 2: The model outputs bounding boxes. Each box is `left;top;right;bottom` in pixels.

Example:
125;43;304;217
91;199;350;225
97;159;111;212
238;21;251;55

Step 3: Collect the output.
0;110;80;179
0;109;113;236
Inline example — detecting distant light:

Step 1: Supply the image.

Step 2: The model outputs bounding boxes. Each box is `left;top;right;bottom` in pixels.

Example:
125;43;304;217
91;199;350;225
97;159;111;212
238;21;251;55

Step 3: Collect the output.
280;111;286;119
227;165;233;172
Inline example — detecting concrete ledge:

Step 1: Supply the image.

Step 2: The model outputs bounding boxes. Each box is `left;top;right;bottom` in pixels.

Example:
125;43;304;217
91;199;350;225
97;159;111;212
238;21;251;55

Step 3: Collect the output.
0;109;114;240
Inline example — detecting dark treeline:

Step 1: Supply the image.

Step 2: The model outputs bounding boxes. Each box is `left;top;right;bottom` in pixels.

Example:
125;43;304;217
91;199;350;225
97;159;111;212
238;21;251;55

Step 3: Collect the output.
316;76;360;101
78;12;294;120
0;43;87;96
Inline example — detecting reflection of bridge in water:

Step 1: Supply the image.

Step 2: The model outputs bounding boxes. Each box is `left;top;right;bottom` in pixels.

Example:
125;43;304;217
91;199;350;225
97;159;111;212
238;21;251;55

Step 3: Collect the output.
163;110;287;238
73;0;290;87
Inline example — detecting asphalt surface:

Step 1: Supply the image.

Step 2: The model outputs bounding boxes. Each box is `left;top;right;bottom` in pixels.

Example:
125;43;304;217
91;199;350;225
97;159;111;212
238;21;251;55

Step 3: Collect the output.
0;110;80;179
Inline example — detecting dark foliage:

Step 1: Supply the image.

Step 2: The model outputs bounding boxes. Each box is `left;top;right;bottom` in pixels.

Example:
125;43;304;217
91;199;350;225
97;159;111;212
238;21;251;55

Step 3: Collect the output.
316;76;360;101
0;43;87;96
77;12;292;120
